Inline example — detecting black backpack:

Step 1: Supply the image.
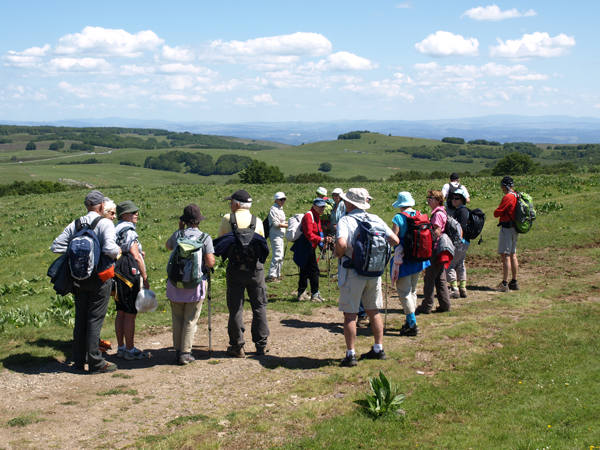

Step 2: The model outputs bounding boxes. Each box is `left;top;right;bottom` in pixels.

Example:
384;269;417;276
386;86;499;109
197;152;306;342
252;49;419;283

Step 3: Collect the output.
228;214;260;270
462;207;485;243
446;183;464;209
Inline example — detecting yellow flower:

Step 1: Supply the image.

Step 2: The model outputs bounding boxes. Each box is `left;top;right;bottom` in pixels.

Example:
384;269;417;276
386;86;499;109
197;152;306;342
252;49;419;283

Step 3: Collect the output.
548;425;551;428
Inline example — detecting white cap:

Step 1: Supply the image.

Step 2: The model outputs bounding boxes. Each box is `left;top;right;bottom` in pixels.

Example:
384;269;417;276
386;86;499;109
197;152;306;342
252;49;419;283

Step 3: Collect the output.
332;188;343;195
316;187;327;196
274;191;286;200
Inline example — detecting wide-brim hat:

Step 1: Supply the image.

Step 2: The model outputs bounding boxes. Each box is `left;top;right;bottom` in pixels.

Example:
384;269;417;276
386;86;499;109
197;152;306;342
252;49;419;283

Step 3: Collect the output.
392;191;415;208
316;187;327;196
340;188;371;210
274;191;286;201
180;204;206;224
332;188;343;195
225;189;252;202
117;201;140;219
452;188;467;200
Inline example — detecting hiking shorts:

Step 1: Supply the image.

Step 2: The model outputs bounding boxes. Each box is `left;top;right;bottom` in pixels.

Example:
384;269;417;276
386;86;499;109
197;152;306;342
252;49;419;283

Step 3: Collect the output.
338;271;383;314
114;282;138;315
498;227;518;254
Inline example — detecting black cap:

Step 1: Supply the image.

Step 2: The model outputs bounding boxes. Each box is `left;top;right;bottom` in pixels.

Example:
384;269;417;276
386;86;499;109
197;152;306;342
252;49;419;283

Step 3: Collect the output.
500;176;514;188
450;172;460;181
180;204;206;224
225;189;252;202
84;190;104;206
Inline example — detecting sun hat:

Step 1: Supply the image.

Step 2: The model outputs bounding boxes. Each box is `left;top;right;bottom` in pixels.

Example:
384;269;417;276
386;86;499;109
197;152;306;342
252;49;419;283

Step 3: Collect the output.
313;198;327;207
332;188;343;195
452;188;467;202
117;201;140;220
274;191;286;201
180;204;206;224
225;189;252;202
450;172;460;181
316;187;327;196
340;188;371;210
392;191;415;208
84;190;104;206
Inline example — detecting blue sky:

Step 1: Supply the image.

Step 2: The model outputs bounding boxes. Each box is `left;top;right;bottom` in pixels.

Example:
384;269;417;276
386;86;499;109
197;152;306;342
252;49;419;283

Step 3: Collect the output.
1;0;598;123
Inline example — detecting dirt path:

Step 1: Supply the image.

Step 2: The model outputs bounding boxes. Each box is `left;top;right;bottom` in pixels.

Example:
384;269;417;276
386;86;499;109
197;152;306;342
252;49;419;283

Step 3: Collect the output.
0;254;582;450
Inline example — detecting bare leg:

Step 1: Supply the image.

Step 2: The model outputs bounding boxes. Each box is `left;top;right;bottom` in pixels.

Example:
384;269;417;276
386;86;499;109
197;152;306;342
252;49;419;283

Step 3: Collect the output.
343;313;357;350
510;253;518;280
365;309;383;345
501;253;511;282
123;313;137;350
115;310;125;348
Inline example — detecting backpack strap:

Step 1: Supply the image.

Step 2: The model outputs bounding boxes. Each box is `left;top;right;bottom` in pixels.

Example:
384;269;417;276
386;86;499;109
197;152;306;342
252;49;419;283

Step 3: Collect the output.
196;232;208;245
75;218;83;232
249;215;256;231
89;216;102;230
230;213;238;232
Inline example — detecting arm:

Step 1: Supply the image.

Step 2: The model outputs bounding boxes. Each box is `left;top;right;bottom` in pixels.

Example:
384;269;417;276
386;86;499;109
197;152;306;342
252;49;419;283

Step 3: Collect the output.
391;223;400;237
129;243;149;289
204;253;216;269
218;215;230;237
302;212;323;246
387;232;400;247
494;195;513;218
51;223;74;254
432;225;442;239
335;237;347;258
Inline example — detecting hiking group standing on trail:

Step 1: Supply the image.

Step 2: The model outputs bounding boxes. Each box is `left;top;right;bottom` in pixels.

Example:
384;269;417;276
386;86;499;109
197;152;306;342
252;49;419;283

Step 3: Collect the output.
49;171;528;372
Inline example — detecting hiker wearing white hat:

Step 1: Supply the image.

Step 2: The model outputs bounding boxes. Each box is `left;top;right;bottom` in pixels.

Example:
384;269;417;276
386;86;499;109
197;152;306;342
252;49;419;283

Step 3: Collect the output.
335;188;399;367
316;187;335;234
330;188;346;232
266;192;288;282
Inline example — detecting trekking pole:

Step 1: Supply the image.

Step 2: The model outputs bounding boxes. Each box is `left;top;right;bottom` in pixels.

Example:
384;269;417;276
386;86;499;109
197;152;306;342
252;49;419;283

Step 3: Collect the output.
207;269;212;359
384;262;388;333
327;245;331;301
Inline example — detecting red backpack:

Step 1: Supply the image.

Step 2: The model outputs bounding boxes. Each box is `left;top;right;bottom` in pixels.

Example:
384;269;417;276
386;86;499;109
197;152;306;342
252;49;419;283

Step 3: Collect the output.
401;211;433;262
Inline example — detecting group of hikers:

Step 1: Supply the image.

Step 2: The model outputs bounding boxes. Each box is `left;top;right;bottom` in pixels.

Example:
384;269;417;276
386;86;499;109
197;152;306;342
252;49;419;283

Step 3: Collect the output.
50;172;523;373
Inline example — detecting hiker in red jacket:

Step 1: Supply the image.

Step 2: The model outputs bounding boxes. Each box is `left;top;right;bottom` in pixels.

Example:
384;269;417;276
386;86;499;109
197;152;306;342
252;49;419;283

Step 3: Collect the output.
494;176;519;292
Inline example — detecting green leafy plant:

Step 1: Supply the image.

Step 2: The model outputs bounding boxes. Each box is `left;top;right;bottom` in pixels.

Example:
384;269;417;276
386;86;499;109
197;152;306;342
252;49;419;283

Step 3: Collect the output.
354;371;405;419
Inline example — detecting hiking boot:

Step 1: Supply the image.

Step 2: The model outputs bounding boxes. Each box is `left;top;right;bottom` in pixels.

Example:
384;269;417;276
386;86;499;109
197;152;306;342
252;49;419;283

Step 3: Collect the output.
459;287;468;298
266;276;280;283
450;288;460;299
508;280;520;291
340;354;357;367
434;306;451;313
124;348;149;361
415;306;431;315
311;292;325;302
356;316;370;328
399;322;419;337
227;346;246;358
255;345;269;356
360;347;388;360
297;291;310;302
178;353;195;365
495;282;510;292
89;362;117;375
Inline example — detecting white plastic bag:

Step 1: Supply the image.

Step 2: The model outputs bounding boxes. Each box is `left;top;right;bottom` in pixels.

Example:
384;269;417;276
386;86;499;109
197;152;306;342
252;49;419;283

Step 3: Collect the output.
135;289;158;313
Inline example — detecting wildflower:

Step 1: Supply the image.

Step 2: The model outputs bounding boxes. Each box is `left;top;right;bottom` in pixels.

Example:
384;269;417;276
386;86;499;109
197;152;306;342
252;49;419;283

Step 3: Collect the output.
548;425;551;428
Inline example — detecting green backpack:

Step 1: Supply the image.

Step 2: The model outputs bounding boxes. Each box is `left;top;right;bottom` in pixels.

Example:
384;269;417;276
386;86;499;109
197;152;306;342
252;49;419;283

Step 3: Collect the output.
514;192;536;234
166;230;209;289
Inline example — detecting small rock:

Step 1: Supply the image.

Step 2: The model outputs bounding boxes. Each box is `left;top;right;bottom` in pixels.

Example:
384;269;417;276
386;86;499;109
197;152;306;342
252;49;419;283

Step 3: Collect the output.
334;393;344;399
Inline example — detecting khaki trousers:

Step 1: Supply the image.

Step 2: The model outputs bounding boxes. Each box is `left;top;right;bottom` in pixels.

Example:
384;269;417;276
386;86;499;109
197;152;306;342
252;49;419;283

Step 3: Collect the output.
170;300;203;353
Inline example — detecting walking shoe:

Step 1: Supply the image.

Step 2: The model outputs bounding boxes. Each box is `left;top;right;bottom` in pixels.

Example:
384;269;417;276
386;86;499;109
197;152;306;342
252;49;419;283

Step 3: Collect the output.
116;348;127;358
459;287;468;298
508;280;520;291
415;306;431;315
399;322;420;337
311;292;325;302
434;306;451;313
450;288;460;299
89;362;117;375
178;353;195;365
360;347;388;360
265;276;280;283
124;347;149;361
227;346;246;358
356;316;370;328
340;354;357;367
495;282;510;292
297;291;311;302
255;345;269;356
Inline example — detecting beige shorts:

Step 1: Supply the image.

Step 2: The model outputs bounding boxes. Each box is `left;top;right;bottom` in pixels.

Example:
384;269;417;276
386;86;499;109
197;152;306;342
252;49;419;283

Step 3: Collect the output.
498;227;518;254
338;271;383;314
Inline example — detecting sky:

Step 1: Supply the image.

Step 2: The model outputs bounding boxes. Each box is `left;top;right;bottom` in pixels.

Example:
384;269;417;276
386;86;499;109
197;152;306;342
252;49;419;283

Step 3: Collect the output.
1;0;599;123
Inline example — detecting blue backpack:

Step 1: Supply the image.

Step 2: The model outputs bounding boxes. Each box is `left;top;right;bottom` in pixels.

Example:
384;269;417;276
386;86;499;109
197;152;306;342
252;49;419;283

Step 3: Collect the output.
343;214;392;277
68;217;102;280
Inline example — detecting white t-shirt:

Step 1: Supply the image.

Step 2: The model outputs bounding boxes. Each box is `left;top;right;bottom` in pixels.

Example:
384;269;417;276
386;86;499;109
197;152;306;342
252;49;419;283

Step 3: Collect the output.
442;182;470;201
336;209;393;285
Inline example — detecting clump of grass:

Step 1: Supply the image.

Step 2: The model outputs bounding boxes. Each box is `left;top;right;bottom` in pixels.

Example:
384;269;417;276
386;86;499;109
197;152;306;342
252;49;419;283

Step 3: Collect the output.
60;401;78;406
97;388;138;396
7;414;45;427
354;371;405;419
166;414;210;427
112;373;133;379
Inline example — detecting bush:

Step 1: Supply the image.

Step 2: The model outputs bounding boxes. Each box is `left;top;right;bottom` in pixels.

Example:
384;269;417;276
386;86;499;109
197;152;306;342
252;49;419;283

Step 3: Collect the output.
337;130;369;140
492;153;536;176
120;161;139;167
70;143;95;151
442;137;465;145
319;162;332;172
238;160;285;184
0;180;69;197
25;142;36;150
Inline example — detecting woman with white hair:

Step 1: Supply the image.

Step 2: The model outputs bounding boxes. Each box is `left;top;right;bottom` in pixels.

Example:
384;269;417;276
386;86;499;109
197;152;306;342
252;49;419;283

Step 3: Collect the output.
266;192;288;282
102;198;117;222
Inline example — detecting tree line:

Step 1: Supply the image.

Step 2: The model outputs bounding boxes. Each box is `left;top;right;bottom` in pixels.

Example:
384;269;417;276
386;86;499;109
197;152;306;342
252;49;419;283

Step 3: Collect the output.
144;151;253;176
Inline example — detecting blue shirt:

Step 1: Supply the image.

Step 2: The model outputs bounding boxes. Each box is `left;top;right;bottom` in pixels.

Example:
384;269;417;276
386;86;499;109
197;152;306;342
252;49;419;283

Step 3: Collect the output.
331;201;346;228
391;210;431;278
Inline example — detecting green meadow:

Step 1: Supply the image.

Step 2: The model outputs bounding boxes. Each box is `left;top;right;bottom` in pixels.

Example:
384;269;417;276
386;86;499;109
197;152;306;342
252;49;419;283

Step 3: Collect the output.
1;167;599;448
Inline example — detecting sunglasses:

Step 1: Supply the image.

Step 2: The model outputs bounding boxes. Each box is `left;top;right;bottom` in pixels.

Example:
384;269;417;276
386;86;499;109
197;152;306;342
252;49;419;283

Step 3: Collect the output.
451;196;463;200
427;196;436;200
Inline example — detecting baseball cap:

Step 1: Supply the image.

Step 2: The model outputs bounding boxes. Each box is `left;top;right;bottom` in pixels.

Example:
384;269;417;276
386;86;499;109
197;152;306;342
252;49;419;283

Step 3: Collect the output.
84;190;104;207
225;189;252;202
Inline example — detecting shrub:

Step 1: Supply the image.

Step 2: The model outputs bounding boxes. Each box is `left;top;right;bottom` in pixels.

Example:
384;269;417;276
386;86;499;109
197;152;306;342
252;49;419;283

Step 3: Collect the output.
238;160;285;184
319;162;332;172
442;137;465;145
25;142;36;150
492;153;536;176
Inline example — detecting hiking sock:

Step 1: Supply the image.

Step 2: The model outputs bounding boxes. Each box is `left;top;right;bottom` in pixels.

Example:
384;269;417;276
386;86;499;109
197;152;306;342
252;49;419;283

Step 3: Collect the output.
373;344;383;353
458;280;467;289
118;345;126;352
346;349;355;357
450;280;458;289
501;281;508;286
511;279;518;283
407;313;417;328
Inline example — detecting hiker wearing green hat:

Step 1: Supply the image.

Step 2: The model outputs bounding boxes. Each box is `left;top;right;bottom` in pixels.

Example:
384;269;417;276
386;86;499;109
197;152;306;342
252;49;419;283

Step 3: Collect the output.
114;201;150;362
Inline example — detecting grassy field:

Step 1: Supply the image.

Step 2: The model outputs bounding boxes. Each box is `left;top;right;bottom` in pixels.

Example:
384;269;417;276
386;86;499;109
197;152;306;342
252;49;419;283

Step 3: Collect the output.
0;172;599;447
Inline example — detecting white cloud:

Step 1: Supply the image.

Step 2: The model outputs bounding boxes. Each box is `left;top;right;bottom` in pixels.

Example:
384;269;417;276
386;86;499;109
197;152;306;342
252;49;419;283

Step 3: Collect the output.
509;73;549;81
415;31;479;57
234;97;256;107
58;81;124;99
320;52;376;71
55;26;163;58
3;45;50;68
7;85;46;101
542;86;559;92
156;63;214;75
120;64;151;76
489;32;576;59
155;93;206;102
252;93;278;105
462;4;536;21
203;32;332;66
413;61;535;80
328;75;363;84
49;57;112;72
159;45;195;62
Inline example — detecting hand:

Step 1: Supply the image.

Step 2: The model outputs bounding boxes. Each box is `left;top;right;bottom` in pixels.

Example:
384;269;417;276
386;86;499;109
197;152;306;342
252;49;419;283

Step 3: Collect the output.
178;220;185;230
325;236;333;244
143;278;150;290
141;251;146;259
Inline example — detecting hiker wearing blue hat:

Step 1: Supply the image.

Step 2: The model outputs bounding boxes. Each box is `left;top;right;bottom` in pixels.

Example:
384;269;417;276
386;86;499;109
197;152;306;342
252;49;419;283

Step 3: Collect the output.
447;188;470;299
390;192;431;336
294;198;332;302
